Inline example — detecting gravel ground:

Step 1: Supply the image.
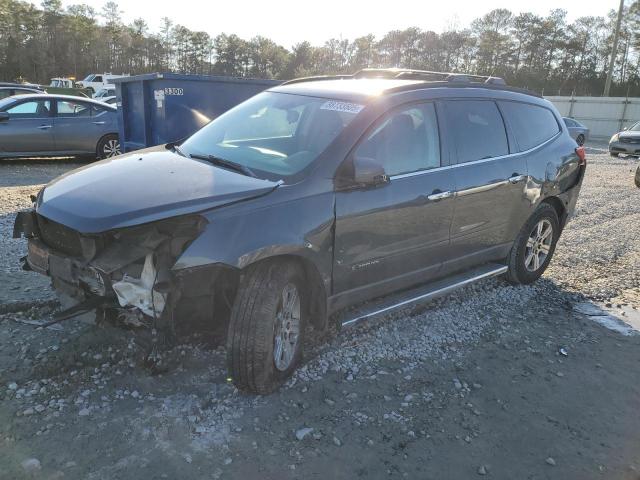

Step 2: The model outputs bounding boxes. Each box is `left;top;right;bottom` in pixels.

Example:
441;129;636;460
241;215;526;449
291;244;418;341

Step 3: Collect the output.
0;159;86;307
1;148;639;480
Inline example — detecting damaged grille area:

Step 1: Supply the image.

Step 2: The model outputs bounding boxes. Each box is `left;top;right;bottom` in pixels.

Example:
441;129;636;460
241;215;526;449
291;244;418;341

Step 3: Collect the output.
24;212;207;326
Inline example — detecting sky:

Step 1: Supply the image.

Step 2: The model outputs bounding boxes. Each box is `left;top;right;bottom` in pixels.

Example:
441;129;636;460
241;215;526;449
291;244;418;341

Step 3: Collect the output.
50;0;615;48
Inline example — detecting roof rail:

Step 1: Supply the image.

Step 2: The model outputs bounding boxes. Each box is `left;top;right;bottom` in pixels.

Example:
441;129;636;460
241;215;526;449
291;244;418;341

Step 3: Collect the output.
354;68;506;85
281;74;353;85
282;69;506;86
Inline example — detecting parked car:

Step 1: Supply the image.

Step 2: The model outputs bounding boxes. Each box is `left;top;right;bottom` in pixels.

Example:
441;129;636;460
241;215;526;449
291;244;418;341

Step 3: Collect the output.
0;81;41;89
77;73;128;94
610;121;640;157
13;69;586;394
0;94;120;159
99;96;117;105
0;86;45;99
563;117;589;145
93;85;115;99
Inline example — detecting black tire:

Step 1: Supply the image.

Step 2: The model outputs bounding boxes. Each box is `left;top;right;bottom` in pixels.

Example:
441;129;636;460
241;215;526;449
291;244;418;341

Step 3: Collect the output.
96;134;121;160
505;203;560;285
226;260;307;394
610;151;619;157
635;165;640;188
576;134;585;146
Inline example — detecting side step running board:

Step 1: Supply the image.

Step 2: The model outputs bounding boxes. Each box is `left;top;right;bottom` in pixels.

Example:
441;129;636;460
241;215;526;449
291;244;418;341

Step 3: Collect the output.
339;263;508;328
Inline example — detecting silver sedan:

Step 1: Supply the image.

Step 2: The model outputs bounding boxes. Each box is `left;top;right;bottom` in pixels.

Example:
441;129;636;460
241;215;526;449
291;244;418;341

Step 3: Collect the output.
562;117;589;146
0;94;120;159
610;121;640;158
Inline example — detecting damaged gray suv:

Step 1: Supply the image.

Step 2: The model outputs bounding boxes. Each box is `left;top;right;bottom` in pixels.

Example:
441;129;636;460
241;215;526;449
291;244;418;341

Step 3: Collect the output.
14;69;586;394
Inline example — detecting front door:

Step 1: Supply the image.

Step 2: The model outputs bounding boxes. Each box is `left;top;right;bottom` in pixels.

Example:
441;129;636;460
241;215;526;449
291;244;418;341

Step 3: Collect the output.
441;99;529;269
333;102;455;299
0;99;54;155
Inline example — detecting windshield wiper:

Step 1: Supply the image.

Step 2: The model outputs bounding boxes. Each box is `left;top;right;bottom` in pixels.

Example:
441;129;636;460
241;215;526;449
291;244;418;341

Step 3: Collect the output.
172;144;187;157
189;153;257;178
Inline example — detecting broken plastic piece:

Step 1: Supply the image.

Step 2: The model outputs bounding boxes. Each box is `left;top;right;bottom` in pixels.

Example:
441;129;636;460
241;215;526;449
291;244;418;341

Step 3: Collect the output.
112;254;166;317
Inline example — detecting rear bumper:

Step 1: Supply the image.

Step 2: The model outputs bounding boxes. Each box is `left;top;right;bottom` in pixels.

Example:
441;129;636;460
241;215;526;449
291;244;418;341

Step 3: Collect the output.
609;141;640;155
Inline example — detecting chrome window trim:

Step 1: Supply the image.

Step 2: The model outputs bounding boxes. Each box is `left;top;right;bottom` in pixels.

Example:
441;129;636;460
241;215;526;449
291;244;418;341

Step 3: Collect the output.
389;131;562;180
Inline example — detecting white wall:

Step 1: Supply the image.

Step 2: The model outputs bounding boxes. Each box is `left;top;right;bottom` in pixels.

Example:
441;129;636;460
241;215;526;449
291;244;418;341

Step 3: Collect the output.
545;96;640;140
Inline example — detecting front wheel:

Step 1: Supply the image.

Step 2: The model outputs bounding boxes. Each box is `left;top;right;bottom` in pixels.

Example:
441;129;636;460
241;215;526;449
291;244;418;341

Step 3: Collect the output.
505;203;560;285
226;260;306;394
96;134;121;159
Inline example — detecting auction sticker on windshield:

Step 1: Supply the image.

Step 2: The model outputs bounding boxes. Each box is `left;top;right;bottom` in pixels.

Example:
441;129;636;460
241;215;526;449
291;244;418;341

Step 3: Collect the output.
320;100;364;114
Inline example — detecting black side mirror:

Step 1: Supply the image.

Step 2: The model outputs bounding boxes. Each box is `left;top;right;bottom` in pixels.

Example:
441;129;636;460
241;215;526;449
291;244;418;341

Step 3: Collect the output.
353;156;389;188
0;112;9;122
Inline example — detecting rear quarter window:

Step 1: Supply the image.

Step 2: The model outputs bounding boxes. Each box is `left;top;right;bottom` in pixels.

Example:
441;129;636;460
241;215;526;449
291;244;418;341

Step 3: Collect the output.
499;101;560;151
443;100;509;163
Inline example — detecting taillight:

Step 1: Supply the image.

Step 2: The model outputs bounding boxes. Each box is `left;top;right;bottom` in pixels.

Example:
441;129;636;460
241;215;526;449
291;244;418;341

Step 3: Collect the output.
575;146;586;166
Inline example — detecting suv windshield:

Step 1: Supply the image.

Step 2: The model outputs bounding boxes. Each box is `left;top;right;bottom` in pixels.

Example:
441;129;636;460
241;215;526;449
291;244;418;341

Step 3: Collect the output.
179;92;362;180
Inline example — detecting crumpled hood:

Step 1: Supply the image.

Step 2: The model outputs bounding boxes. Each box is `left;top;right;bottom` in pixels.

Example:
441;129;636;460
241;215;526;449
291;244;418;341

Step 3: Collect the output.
37;147;279;233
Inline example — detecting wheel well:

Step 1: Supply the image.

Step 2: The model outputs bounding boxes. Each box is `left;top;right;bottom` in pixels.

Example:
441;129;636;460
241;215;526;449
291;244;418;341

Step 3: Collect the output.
240;255;328;331
541;196;567;229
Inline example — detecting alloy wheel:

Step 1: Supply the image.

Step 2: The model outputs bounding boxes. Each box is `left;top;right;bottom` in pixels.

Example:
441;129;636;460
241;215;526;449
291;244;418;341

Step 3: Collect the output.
273;283;301;371
524;219;553;272
103;139;121;157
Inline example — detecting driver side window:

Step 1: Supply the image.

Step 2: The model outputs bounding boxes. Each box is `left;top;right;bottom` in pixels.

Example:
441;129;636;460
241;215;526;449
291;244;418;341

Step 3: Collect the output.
355;103;441;176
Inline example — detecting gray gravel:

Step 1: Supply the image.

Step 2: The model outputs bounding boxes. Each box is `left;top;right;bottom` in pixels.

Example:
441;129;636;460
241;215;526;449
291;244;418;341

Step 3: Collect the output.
0;160;86;306
1;147;640;479
548;146;640;300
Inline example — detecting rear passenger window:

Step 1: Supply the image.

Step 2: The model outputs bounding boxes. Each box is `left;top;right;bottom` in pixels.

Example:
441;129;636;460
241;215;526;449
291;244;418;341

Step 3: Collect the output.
499;101;559;151
444;100;508;163
355;103;440;176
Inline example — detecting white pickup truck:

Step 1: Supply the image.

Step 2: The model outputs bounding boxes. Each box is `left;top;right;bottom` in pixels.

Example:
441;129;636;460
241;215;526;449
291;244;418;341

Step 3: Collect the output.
76;73;129;94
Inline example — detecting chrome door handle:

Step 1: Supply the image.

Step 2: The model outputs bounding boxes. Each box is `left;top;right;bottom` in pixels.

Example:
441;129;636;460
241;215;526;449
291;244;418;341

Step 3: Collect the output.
508;174;526;184
92;121;106;125
37;125;52;130
427;190;455;201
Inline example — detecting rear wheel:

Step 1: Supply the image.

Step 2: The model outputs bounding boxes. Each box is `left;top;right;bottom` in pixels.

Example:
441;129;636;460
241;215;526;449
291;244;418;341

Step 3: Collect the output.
506;203;560;285
226;260;306;394
576;134;585;146
96;134;121;159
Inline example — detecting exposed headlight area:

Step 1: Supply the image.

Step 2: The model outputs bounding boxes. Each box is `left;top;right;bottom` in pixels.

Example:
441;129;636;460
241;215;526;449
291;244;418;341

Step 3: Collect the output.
610;133;620;143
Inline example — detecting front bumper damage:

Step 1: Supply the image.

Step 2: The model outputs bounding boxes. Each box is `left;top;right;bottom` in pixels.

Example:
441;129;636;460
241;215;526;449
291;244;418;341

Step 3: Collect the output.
609;140;640;156
14;209;206;328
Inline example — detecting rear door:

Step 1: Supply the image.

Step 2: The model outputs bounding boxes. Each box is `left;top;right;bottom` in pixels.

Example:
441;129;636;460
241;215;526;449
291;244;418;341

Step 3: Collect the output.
0;98;54;154
442;99;529;270
53;99;108;153
333;102;456;297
